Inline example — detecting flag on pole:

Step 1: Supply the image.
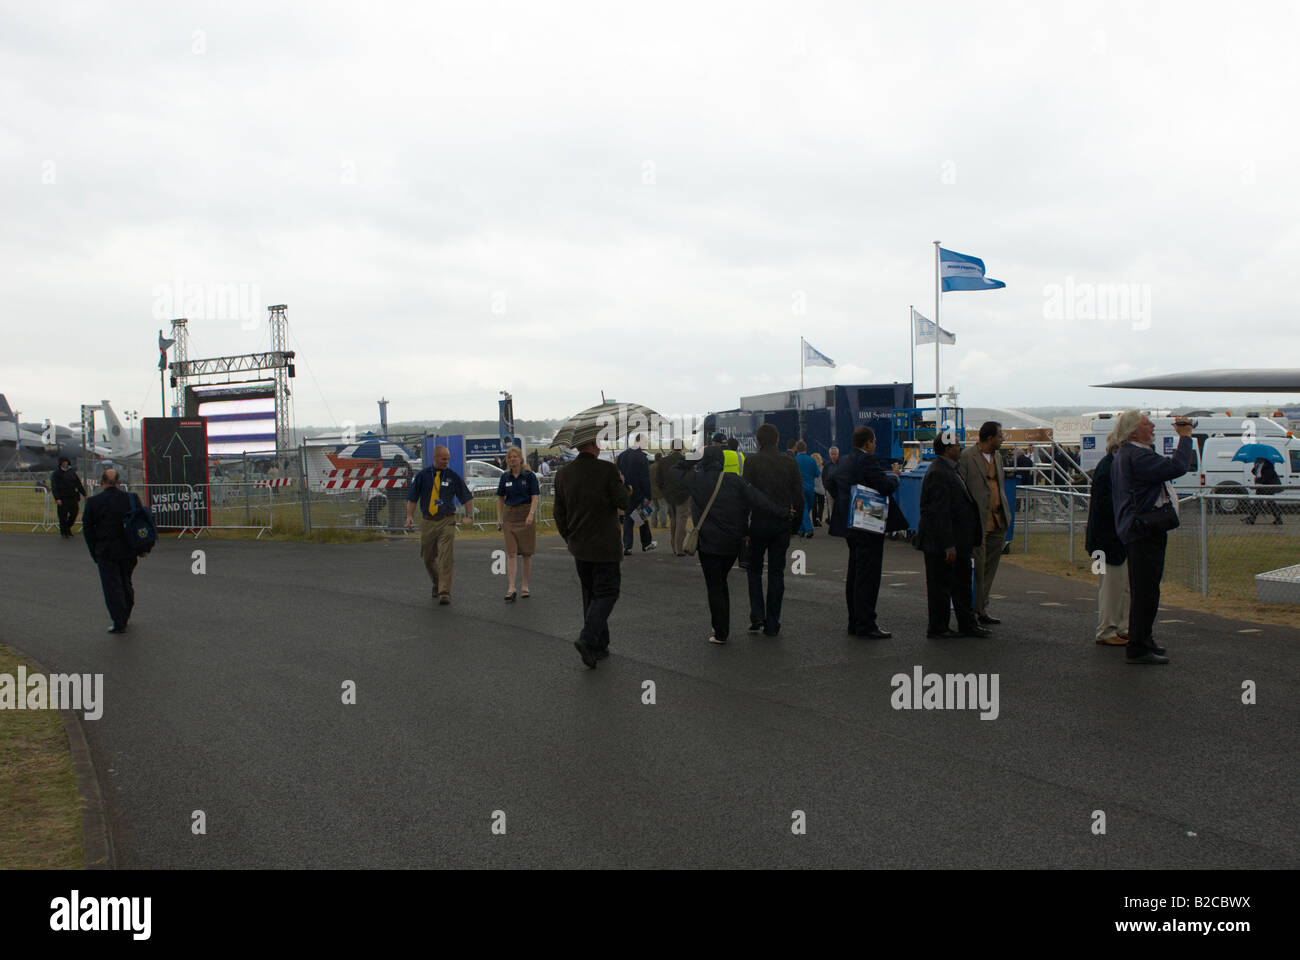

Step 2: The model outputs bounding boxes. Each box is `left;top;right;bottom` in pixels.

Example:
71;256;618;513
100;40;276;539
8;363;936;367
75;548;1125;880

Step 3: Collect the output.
158;330;176;371
912;310;955;345
802;340;836;368
939;247;1005;291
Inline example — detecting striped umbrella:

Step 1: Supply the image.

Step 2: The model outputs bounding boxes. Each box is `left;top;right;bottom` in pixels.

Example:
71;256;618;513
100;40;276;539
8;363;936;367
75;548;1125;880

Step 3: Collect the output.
551;402;663;449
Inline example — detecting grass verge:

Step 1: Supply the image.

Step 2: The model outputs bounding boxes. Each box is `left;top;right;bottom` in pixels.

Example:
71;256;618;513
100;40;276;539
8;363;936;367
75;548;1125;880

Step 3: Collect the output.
0;645;82;869
1001;554;1300;629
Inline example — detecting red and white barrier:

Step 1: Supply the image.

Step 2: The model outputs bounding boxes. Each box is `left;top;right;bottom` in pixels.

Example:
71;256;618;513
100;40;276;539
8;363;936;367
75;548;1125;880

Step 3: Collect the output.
253;478;294;488
323;467;410;490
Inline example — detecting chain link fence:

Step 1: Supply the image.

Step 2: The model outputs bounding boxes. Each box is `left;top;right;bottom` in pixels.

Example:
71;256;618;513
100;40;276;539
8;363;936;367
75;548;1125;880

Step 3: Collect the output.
1016;485;1300;600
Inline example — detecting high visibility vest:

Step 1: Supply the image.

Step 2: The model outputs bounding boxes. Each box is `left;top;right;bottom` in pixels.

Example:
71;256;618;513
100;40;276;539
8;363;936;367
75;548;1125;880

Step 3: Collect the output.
723;449;744;475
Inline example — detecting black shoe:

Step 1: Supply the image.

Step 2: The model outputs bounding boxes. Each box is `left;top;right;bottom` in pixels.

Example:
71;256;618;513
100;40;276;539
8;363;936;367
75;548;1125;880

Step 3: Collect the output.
1126;652;1170;664
857;629;892;639
438;595;450;606
107;625;126;634
977;614;1001;625
624;548;632;556
748;620;763;632
762;628;780;637
504;592;516;603
1274;518;1284;525
960;626;992;638
574;640;597;668
1153;644;1167;656
926;628;960;639
593;648;609;660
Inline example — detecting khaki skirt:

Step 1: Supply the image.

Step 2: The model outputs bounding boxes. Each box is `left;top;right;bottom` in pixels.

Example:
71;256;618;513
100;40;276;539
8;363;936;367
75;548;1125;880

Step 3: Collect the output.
502;503;536;556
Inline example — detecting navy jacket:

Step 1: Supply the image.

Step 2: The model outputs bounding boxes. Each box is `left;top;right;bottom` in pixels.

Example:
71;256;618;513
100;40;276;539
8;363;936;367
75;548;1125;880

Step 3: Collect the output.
742;445;802;538
1110;437;1192;544
83;487;136;561
554;453;630;563
825;448;901;540
1085;453;1125;565
616;448;652;507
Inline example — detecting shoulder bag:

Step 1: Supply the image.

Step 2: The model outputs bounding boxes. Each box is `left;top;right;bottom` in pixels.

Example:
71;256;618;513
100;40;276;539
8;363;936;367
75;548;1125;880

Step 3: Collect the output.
683;471;725;556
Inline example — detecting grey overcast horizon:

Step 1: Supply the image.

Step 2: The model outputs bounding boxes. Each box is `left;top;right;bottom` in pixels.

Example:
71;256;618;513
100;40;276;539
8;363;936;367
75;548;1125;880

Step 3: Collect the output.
4;1;1297;429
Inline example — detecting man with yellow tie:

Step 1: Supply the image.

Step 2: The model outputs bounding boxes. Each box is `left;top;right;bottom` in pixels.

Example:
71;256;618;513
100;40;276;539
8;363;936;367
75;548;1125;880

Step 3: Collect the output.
405;445;475;605
957;421;1009;627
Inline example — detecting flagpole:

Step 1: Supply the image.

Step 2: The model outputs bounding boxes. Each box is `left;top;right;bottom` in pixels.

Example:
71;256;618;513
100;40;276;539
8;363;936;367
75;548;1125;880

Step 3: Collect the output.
934;241;941;428
908;306;915;398
800;336;804;391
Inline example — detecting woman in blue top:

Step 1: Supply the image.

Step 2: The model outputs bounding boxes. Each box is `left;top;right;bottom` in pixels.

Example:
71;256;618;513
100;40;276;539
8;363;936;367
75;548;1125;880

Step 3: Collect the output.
795;441;819;538
496;446;540;601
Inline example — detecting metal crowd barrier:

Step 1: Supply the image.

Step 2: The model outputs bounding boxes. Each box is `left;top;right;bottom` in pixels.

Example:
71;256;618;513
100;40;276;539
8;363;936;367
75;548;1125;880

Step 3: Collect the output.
0;481;56;531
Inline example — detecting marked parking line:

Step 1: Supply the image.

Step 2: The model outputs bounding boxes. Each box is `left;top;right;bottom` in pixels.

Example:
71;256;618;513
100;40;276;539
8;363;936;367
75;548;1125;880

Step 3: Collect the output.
990;594;1006;599
889;582;907;587
1238;628;1262;634
1026;590;1047;595
1159;619;1190;624
1040;602;1066;606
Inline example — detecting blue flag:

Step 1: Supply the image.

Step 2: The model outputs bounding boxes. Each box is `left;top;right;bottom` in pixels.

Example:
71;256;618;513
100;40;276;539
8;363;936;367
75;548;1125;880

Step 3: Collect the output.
940;247;1005;291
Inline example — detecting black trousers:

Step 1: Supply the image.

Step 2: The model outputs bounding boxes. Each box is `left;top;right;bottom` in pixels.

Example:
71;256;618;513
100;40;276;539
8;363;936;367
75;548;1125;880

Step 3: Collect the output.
813;493;826;525
622;513;653;551
923;550;975;634
698;551;736;641
574;559;620;651
57;499;81;535
96;556;138;629
1125;531;1167;656
845;534;885;633
747;527;791;633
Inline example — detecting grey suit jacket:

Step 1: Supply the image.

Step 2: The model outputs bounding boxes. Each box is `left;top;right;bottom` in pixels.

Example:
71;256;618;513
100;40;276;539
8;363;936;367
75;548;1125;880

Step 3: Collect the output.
957;445;1008;531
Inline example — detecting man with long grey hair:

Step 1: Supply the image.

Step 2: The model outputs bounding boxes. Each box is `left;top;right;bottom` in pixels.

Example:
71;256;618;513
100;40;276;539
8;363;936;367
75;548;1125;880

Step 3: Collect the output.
1109;410;1194;664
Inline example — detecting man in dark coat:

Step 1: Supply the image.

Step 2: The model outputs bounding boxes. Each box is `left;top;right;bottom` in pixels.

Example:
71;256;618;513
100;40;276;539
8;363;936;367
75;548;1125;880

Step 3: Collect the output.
915;436;986;639
826;426;900;638
1085;439;1129;645
741;423;802;635
82;468;143;633
1111;412;1194;664
674;446;781;644
51;456;89;538
616;434;655;555
554;429;630;668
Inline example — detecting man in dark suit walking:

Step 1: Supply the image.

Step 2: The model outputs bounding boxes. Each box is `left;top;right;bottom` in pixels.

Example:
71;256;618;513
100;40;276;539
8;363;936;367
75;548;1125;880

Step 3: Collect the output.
51;456;89;537
916;436;987;639
554;427;631;668
957;421;1009;626
826;426;901;638
741;423;802;635
82;468;143;633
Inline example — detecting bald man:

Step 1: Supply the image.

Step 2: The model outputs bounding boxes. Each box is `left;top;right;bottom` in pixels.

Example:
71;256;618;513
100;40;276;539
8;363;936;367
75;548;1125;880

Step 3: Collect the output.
405;445;475;605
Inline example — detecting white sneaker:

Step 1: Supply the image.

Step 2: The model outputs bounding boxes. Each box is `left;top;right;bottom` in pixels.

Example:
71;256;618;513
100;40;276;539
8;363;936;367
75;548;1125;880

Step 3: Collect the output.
709;634;725;644
644;541;658;551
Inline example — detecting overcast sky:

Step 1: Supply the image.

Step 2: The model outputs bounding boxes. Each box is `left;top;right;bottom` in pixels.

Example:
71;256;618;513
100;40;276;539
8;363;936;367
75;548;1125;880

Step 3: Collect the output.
4;1;1298;431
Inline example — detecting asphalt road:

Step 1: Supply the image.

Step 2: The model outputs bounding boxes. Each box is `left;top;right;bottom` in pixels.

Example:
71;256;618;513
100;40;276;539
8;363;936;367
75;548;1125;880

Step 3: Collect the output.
1;528;1296;869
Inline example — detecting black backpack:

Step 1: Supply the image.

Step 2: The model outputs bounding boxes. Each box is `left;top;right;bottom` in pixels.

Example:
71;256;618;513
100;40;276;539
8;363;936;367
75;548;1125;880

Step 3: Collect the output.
123;492;158;555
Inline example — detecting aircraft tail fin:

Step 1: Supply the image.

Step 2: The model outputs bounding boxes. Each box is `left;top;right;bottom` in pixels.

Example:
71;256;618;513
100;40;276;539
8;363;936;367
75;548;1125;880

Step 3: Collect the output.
100;401;133;457
0;395;13;421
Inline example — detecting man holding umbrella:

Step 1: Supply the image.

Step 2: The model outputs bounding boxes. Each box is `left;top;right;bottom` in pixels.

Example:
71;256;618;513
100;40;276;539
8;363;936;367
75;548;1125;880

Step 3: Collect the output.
1238;446;1284;525
554;423;630;668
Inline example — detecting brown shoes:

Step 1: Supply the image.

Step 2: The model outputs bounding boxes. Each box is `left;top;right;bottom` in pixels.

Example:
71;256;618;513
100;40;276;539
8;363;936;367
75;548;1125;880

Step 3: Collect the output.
1095;635;1127;646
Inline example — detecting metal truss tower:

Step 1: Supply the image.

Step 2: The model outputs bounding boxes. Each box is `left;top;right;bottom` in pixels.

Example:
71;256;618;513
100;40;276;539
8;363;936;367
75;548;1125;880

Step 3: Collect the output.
268;305;291;451
170;318;190;416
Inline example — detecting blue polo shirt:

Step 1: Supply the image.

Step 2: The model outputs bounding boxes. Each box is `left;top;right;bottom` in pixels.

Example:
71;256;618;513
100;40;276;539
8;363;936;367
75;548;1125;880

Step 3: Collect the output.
496;469;540;506
407;465;472;519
